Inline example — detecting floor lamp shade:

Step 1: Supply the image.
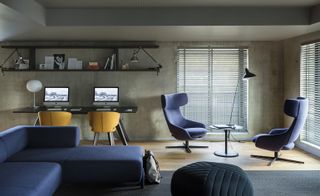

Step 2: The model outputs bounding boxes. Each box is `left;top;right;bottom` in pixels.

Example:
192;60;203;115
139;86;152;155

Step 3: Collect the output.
26;80;42;108
243;68;256;79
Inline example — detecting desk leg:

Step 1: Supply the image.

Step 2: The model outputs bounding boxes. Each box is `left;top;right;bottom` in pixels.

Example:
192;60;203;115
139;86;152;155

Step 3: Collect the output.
214;129;238;158
120;119;130;142
116;119;128;146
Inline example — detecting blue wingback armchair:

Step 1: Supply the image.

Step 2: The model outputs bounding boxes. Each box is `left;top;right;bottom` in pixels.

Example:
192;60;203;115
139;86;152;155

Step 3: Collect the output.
251;97;308;166
161;93;208;153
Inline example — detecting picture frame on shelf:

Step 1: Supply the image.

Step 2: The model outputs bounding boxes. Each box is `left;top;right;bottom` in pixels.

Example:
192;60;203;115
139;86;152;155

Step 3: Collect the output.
54;54;65;70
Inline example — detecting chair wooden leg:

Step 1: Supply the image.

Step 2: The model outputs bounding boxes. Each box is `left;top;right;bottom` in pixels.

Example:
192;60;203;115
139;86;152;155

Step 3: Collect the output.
107;132;114;146
111;132;115;145
93;132;99;146
93;132;96;145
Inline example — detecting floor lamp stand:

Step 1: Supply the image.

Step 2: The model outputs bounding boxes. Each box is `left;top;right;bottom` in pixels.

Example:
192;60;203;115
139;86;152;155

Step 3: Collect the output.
228;79;240;126
33;92;39;108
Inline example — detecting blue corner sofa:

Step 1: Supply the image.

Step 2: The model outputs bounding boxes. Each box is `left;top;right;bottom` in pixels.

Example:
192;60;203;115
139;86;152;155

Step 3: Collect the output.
0;126;144;196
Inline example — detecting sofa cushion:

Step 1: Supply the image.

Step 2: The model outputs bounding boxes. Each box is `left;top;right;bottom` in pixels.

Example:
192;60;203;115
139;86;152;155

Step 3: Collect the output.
0;162;61;196
62;146;143;185
6;148;74;164
0;126;28;158
0;139;7;162
7;146;144;186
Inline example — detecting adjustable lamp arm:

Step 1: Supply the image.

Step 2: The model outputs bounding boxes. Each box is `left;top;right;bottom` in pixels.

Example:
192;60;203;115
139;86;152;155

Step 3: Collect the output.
131;47;163;75
0;48;25;76
0;48;19;76
140;47;162;69
140;47;163;75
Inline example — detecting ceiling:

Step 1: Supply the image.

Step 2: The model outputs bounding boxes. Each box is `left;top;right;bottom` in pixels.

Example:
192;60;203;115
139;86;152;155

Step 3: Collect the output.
35;0;320;8
8;25;320;41
0;0;319;41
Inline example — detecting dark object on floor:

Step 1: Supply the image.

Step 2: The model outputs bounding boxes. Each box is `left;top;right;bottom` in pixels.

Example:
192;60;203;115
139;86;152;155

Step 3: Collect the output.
143;150;161;184
0;126;144;196
161;93;208;153
252;97;308;166
171;162;253;196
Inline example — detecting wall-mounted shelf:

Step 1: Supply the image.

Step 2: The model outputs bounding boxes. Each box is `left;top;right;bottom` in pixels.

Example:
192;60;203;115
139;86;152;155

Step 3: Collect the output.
2;68;160;72
0;41;162;75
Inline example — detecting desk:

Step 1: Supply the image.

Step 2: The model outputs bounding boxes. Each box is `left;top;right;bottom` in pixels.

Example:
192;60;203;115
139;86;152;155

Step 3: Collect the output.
12;106;138;146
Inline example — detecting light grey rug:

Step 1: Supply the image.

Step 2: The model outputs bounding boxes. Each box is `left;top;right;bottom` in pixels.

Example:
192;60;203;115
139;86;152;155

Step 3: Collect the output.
248;170;319;196
55;170;320;196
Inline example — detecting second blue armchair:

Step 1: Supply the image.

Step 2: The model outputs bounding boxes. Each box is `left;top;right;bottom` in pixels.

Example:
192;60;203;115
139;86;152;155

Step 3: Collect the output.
251;97;308;166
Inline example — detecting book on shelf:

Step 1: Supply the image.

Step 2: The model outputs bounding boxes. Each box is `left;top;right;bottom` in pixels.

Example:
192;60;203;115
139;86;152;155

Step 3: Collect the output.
104;57;110;70
103;53;117;71
67;58;82;70
44;56;54;70
110;54;115;70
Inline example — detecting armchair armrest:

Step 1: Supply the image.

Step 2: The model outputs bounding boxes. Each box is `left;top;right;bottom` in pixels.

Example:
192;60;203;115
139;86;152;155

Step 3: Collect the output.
167;123;192;140
269;128;288;135
26;126;80;148
184;119;206;128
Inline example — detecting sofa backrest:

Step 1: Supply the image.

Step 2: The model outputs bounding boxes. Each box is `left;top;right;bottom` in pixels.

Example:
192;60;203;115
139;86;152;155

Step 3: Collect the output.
0;126;28;162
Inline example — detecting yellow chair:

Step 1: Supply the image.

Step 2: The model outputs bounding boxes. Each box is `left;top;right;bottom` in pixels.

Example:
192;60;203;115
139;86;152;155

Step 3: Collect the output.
38;111;72;126
88;112;120;146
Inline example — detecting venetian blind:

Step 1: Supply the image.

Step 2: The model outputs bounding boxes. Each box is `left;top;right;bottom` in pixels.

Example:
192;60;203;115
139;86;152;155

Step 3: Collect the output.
300;41;320;146
177;47;248;130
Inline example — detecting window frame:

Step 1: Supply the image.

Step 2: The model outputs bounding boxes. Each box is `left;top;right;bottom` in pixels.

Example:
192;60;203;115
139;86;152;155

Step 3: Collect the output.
300;40;320;148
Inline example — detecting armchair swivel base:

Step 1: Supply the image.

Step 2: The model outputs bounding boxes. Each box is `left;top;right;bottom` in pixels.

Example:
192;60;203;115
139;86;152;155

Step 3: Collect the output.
166;141;208;153
251;152;304;166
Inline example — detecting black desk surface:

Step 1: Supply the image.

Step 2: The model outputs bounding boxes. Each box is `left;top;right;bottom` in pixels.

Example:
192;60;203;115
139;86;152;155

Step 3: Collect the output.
13;106;138;114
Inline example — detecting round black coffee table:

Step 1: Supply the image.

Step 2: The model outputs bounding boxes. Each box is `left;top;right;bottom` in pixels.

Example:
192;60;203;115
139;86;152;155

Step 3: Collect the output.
210;124;243;158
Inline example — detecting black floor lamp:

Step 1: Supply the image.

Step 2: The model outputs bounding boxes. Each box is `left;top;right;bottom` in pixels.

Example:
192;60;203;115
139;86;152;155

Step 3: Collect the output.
228;68;256;126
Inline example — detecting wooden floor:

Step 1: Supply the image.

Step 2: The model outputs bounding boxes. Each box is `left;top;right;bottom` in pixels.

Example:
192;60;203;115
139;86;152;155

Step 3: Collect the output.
82;140;320;171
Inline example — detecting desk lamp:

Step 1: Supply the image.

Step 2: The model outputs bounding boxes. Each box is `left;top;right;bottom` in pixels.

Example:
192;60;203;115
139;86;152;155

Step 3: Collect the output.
26;80;43;108
228;68;256;126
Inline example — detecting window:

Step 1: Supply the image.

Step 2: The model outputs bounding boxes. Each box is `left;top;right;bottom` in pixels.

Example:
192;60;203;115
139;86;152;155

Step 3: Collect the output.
300;40;320;147
177;47;248;130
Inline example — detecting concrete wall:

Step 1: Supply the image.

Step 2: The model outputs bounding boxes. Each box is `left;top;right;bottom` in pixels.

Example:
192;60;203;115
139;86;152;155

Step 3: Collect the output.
283;31;320;126
0;41;284;140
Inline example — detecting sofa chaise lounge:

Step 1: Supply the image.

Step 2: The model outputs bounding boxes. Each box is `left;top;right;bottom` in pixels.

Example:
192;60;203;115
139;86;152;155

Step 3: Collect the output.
0;126;144;196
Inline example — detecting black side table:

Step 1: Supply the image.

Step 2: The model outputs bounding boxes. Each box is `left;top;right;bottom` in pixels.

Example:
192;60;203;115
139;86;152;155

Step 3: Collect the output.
210;124;243;158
